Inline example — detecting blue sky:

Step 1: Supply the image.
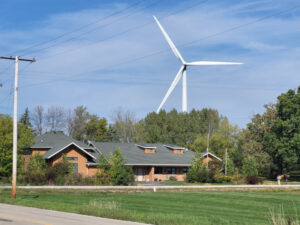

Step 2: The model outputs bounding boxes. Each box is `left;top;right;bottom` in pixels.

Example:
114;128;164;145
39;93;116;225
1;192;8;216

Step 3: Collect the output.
1;0;300;127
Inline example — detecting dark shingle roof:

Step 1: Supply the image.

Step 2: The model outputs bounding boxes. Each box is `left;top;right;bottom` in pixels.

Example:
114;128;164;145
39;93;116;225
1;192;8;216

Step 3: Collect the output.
31;132;220;166
31;131;96;159
90;142;194;166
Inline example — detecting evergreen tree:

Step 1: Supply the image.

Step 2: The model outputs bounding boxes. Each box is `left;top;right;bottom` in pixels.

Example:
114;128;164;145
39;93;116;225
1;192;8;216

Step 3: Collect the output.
19;107;31;128
97;147;133;185
107;125;120;142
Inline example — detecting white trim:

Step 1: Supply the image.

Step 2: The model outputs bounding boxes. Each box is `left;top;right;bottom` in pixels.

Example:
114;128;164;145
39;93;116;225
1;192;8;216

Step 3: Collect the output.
201;152;222;161
86;163;98;166
87;163;191;166
46;142;96;160
136;144;157;149
164;145;185;150
31;146;52;149
87;141;103;154
126;163;191;166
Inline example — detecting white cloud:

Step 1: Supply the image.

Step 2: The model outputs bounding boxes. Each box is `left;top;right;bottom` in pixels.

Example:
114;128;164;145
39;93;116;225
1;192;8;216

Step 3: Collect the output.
1;0;300;128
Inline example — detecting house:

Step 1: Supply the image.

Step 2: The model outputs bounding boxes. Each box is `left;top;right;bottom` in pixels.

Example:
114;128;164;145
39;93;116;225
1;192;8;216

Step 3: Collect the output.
30;131;221;182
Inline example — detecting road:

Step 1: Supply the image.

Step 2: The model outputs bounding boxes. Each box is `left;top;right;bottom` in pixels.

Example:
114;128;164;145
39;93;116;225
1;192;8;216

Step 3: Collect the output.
0;203;149;225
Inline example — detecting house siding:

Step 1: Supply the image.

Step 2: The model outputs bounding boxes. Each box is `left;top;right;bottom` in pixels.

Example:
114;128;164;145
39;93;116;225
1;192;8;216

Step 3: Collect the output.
47;146;88;177
31;149;48;156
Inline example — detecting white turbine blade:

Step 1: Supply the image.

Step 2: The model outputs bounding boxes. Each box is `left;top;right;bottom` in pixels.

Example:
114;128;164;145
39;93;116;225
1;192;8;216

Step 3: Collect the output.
157;66;184;113
185;61;243;66
153;16;185;64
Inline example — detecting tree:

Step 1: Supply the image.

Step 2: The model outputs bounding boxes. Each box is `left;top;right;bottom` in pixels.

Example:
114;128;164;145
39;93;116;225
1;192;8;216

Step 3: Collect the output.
106;125;119;142
143;108;222;147
19;107;31;128
111;107;137;143
97;148;133;185
66;109;75;136
241;155;258;177
69;106;90;140
84;115;107;142
109;148;134;185
46;105;66;132
0;114;35;177
244;87;300;175
31;105;44;135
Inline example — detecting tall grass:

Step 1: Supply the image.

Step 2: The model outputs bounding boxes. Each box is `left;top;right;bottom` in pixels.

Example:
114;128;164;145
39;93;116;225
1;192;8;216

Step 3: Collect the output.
270;206;299;225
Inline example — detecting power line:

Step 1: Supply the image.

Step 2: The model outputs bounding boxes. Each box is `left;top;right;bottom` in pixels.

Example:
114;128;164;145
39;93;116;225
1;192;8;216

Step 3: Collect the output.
25;0;163;57
36;0;209;60
35;2;300;75
179;3;300;48
8;0;148;56
11;2;300;90
0;63;32;107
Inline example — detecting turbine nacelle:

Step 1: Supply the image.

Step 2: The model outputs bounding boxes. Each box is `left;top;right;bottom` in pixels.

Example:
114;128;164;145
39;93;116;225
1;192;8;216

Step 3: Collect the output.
153;16;243;113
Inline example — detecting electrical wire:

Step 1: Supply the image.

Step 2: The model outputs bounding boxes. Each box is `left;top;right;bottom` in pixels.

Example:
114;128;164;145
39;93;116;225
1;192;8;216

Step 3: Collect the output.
8;0;148;56
22;0;163;57
33;1;300;75
36;0;209;60
9;2;300;91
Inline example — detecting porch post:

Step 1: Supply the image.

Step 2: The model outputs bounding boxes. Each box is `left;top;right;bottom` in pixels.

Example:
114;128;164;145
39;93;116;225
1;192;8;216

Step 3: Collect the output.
149;166;155;182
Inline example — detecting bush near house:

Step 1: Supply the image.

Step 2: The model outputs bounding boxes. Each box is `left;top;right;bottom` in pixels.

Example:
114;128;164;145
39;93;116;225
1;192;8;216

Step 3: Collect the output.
187;154;223;183
21;149;134;186
97;147;134;186
46;161;73;185
20;154;47;185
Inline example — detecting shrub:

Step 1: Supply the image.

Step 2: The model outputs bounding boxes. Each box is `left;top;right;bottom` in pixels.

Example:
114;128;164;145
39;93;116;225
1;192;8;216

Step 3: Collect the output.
65;173;84;185
22;154;47;185
214;175;233;183
187;165;215;183
94;170;111;185
169;176;177;181
187;152;222;183
246;176;263;185
45;155;73;185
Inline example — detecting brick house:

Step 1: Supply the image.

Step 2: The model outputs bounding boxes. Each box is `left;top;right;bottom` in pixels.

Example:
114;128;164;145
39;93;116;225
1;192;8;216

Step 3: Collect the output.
30;131;221;182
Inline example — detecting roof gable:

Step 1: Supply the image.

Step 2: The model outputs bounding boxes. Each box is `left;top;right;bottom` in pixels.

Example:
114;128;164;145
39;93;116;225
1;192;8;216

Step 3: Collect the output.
31;131;97;160
43;142;96;160
200;152;222;161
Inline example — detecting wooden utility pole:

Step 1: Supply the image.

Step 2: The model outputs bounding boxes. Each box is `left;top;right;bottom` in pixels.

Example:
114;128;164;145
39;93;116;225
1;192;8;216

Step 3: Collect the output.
0;56;35;199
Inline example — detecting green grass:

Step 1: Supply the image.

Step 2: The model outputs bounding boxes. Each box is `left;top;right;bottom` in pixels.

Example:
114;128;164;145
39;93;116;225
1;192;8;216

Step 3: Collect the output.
0;189;299;225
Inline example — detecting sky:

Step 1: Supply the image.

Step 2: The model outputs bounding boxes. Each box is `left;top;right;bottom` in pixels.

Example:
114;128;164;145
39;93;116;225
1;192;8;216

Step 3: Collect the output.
1;0;300;128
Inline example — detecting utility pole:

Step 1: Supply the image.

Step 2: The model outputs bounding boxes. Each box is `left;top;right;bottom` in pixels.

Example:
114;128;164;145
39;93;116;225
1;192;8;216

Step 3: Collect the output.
225;148;228;175
206;124;210;169
0;56;35;199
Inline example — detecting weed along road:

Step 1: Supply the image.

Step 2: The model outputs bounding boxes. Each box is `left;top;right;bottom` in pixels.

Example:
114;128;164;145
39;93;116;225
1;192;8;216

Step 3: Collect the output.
0;203;149;225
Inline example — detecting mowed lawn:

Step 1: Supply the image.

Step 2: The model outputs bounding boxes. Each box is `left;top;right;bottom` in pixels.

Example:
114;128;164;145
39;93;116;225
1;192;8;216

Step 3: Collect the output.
0;189;299;225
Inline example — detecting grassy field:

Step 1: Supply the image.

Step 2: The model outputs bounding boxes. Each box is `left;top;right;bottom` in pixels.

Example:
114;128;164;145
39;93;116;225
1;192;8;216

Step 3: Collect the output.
0;189;299;225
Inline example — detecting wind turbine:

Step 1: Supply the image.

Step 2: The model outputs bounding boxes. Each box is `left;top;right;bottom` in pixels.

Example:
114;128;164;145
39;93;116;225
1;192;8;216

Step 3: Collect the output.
153;16;243;113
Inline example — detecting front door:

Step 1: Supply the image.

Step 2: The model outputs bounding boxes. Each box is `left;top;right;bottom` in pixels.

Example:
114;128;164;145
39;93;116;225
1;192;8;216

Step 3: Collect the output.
136;168;145;182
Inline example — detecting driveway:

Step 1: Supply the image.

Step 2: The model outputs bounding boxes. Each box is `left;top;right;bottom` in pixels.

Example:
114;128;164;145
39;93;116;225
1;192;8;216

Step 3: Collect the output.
0;203;149;225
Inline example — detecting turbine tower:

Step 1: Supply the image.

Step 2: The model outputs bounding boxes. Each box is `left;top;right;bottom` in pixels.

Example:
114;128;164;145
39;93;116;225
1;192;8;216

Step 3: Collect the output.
153;16;243;113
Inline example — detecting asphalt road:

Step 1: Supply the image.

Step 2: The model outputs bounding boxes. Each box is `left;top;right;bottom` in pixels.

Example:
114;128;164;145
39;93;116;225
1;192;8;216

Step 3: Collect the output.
0;203;149;225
